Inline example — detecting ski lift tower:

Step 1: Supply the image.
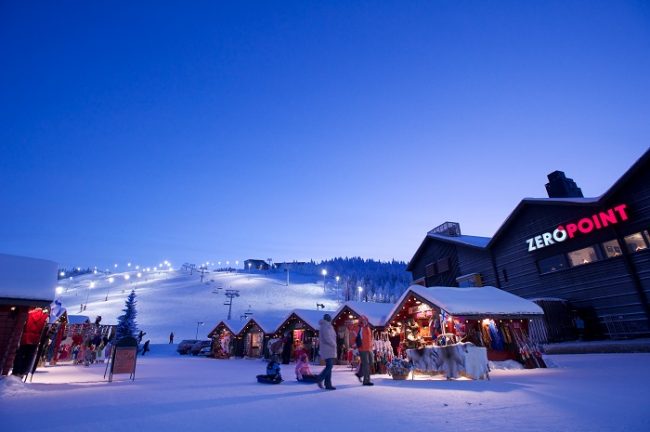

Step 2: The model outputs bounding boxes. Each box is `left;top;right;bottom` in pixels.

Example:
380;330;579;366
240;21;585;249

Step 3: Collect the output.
224;289;240;320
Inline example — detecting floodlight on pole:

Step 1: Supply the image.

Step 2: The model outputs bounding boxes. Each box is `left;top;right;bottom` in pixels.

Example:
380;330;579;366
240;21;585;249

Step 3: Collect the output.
195;321;205;339
105;277;114;301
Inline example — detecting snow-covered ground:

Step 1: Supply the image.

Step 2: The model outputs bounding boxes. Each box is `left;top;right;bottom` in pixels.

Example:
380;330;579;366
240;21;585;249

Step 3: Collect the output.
56;269;339;342
1;348;649;432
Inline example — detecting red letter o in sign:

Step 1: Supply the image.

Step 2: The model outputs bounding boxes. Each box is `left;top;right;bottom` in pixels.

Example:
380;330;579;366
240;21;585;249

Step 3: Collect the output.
577;218;594;234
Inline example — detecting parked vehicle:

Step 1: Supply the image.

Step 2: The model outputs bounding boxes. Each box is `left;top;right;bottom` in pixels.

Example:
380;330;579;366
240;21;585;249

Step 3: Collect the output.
177;339;200;355
198;345;212;357
191;340;212;356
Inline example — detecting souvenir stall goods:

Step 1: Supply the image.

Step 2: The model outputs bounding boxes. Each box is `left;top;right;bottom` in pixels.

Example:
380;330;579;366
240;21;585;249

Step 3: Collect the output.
406;343;490;380
207;320;246;358
330;302;393;369
55;322;114;365
272;309;333;363
386;358;413;380
386;285;545;372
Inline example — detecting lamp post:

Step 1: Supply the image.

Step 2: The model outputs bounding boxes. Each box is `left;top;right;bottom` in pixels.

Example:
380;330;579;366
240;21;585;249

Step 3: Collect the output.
358;286;363;302
321;269;327;293
335;276;340;300
105;277;114;301
84;281;95;310
195;321;204;339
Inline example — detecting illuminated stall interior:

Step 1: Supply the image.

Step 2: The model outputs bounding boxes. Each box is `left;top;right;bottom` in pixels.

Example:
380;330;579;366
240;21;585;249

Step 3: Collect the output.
207;320;245;359
273;309;334;363
237;317;279;358
331;302;394;369
387;285;545;365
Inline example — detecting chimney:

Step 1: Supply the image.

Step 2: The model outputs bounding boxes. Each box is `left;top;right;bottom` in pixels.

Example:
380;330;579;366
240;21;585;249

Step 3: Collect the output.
545;171;583;198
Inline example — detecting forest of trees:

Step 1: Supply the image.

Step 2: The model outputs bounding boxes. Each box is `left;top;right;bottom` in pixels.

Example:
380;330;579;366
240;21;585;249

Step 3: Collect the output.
271;257;413;303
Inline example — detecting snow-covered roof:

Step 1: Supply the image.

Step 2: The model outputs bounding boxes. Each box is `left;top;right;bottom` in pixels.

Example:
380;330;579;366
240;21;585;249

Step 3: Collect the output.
280;309;336;332
521;197;601;204
333;301;393;327
388;285;544;319
427;233;491;248
67;315;91;324
246;316;282;334
0;253;58;303
208;319;247;337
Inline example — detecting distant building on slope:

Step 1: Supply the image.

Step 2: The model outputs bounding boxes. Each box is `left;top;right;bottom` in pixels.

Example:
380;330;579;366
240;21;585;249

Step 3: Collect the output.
244;259;270;271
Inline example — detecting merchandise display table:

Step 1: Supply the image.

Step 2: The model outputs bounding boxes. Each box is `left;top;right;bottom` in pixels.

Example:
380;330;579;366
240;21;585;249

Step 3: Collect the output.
406;342;489;380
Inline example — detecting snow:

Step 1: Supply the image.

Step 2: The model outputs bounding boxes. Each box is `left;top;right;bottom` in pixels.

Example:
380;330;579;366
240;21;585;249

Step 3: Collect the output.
55;269;340;343
282;308;337;331
208;319;247;337
390;285;544;319
427;233;491;248
335;301;393;327
247;316;284;334
2;349;649;431
0;253;58;302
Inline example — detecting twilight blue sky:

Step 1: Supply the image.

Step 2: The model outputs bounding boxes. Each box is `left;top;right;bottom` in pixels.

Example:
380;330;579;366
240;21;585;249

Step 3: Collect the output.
1;1;649;269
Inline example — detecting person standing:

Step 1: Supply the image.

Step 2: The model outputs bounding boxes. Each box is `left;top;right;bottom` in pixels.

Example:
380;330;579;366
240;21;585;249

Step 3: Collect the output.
358;315;374;386
317;314;337;390
142;340;150;356
169;332;174;344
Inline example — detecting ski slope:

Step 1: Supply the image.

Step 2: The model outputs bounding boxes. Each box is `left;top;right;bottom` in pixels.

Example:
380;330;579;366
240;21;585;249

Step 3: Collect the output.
56;269;340;343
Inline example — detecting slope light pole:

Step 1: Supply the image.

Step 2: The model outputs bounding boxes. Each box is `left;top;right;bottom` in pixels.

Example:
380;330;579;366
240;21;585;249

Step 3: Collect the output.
195;321;204;339
321;269;327;293
224;289;240;320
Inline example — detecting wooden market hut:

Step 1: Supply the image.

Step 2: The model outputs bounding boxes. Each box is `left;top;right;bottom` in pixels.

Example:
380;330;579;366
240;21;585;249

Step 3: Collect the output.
238;316;281;359
385;285;544;364
0;253;57;376
207;319;246;358
272;309;334;363
331;301;394;367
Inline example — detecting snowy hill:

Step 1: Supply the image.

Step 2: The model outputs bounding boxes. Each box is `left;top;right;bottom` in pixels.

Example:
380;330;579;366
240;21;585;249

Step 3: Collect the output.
56;269;340;343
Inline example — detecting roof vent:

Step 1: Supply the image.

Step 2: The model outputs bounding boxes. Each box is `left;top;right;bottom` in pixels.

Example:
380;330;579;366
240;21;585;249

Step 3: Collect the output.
428;222;461;237
545;171;583;198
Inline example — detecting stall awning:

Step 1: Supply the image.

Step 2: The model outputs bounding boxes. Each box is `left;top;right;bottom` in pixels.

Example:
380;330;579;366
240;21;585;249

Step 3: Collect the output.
388;285;544;320
333;301;393;328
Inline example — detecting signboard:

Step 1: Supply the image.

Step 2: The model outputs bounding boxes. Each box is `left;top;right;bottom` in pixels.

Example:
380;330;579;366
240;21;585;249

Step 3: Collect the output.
112;347;137;374
526;203;629;252
106;336;138;382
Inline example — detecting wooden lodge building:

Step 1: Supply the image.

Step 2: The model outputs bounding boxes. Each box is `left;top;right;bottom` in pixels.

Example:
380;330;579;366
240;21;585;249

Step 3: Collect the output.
407;148;650;340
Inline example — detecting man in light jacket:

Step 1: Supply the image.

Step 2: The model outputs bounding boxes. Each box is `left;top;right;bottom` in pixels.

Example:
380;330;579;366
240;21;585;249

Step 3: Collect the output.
317;314;337;390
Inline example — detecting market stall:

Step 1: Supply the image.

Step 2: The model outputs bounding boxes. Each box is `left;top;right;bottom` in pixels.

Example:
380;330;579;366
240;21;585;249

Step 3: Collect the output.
331;301;394;371
0;253;57;378
272;309;334;363
238;317;280;359
207;320;246;358
386;285;545;377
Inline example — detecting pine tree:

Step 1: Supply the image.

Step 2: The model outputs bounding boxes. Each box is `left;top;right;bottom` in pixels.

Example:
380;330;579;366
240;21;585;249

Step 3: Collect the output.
115;290;138;341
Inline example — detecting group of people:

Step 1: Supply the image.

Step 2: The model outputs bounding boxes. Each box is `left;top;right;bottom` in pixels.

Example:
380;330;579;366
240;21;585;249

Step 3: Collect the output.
257;313;374;389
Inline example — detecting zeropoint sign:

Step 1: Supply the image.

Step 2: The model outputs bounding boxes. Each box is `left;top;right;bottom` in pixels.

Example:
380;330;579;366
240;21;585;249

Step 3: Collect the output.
526;204;629;252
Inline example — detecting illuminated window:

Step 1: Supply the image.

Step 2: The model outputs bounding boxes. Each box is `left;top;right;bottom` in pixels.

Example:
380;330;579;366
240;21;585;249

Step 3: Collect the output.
602;239;623;258
538;255;567;274
624;232;648;253
567;246;599;267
